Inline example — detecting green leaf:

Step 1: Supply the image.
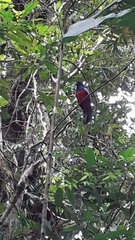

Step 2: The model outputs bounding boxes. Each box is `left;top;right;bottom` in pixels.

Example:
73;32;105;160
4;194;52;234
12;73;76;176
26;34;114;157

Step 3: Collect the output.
85;148;95;167
28;219;40;231
22;0;38;17
63;224;78;232
66;187;75;205
59;94;67;101
13;226;33;237
82;210;98;222
0;79;9;89
0;9;14;21
120;147;135;161
38;91;54;110
79;173;89;181
74;148;95;167
55;187;63;207
0;204;6;214
44;61;57;74
131;193;135;201
14;30;33;46
7;32;31;49
36;24;50;35
2;109;10;120
63;17;103;42
97;156;109;163
62;36;78;43
56;1;62;11
102;171;118;182
39;69;48;79
65;177;78;189
63;8;134;42
0;0;12;9
0;96;8;106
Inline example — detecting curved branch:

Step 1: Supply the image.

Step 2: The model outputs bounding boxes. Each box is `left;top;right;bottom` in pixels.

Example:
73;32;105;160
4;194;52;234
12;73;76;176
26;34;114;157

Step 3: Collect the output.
63;58;87;82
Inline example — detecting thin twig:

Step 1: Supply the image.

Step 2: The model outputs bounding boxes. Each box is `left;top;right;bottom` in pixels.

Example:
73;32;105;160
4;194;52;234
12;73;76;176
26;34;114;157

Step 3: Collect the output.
84;0;107;19
63;58;87;82
63;0;77;33
54;120;72;139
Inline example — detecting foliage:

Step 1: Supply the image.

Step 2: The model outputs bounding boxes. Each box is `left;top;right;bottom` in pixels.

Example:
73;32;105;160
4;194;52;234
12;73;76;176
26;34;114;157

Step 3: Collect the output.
0;0;135;240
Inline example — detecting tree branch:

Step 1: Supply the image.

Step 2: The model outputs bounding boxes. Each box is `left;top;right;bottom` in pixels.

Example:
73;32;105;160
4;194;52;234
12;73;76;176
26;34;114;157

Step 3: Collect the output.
0;158;44;225
40;43;64;239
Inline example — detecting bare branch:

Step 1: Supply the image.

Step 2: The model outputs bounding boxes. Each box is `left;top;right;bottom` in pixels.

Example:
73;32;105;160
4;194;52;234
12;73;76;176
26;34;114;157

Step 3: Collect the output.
40;43;64;239
0;158;44;225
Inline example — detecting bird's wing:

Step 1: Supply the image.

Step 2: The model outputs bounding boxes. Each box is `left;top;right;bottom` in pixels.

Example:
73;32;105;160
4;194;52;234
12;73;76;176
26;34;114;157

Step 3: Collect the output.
83;87;89;95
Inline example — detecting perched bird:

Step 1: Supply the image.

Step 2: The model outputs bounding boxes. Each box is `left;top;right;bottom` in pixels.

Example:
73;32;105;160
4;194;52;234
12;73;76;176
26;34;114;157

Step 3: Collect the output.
76;82;92;124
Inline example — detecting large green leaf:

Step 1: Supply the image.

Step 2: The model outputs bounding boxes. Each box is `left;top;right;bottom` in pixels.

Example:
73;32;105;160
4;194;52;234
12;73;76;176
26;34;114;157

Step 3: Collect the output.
63;8;135;42
63;17;103;42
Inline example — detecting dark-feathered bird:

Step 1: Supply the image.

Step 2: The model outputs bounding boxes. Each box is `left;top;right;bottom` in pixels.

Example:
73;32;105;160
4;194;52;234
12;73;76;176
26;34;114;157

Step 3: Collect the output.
76;82;92;124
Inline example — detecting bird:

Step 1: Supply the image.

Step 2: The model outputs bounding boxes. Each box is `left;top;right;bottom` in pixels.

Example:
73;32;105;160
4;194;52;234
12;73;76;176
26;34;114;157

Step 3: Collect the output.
76;82;92;124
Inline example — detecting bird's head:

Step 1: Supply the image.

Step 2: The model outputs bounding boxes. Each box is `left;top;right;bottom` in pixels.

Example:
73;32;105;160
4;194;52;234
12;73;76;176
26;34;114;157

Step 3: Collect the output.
76;82;84;91
76;81;83;86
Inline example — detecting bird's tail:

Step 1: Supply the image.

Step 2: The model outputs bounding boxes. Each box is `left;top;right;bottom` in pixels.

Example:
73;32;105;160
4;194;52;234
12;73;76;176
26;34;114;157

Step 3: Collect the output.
83;106;92;124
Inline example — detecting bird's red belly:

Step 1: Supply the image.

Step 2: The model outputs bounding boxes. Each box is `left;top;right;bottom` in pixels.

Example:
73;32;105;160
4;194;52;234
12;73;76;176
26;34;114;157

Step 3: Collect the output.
76;90;90;110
